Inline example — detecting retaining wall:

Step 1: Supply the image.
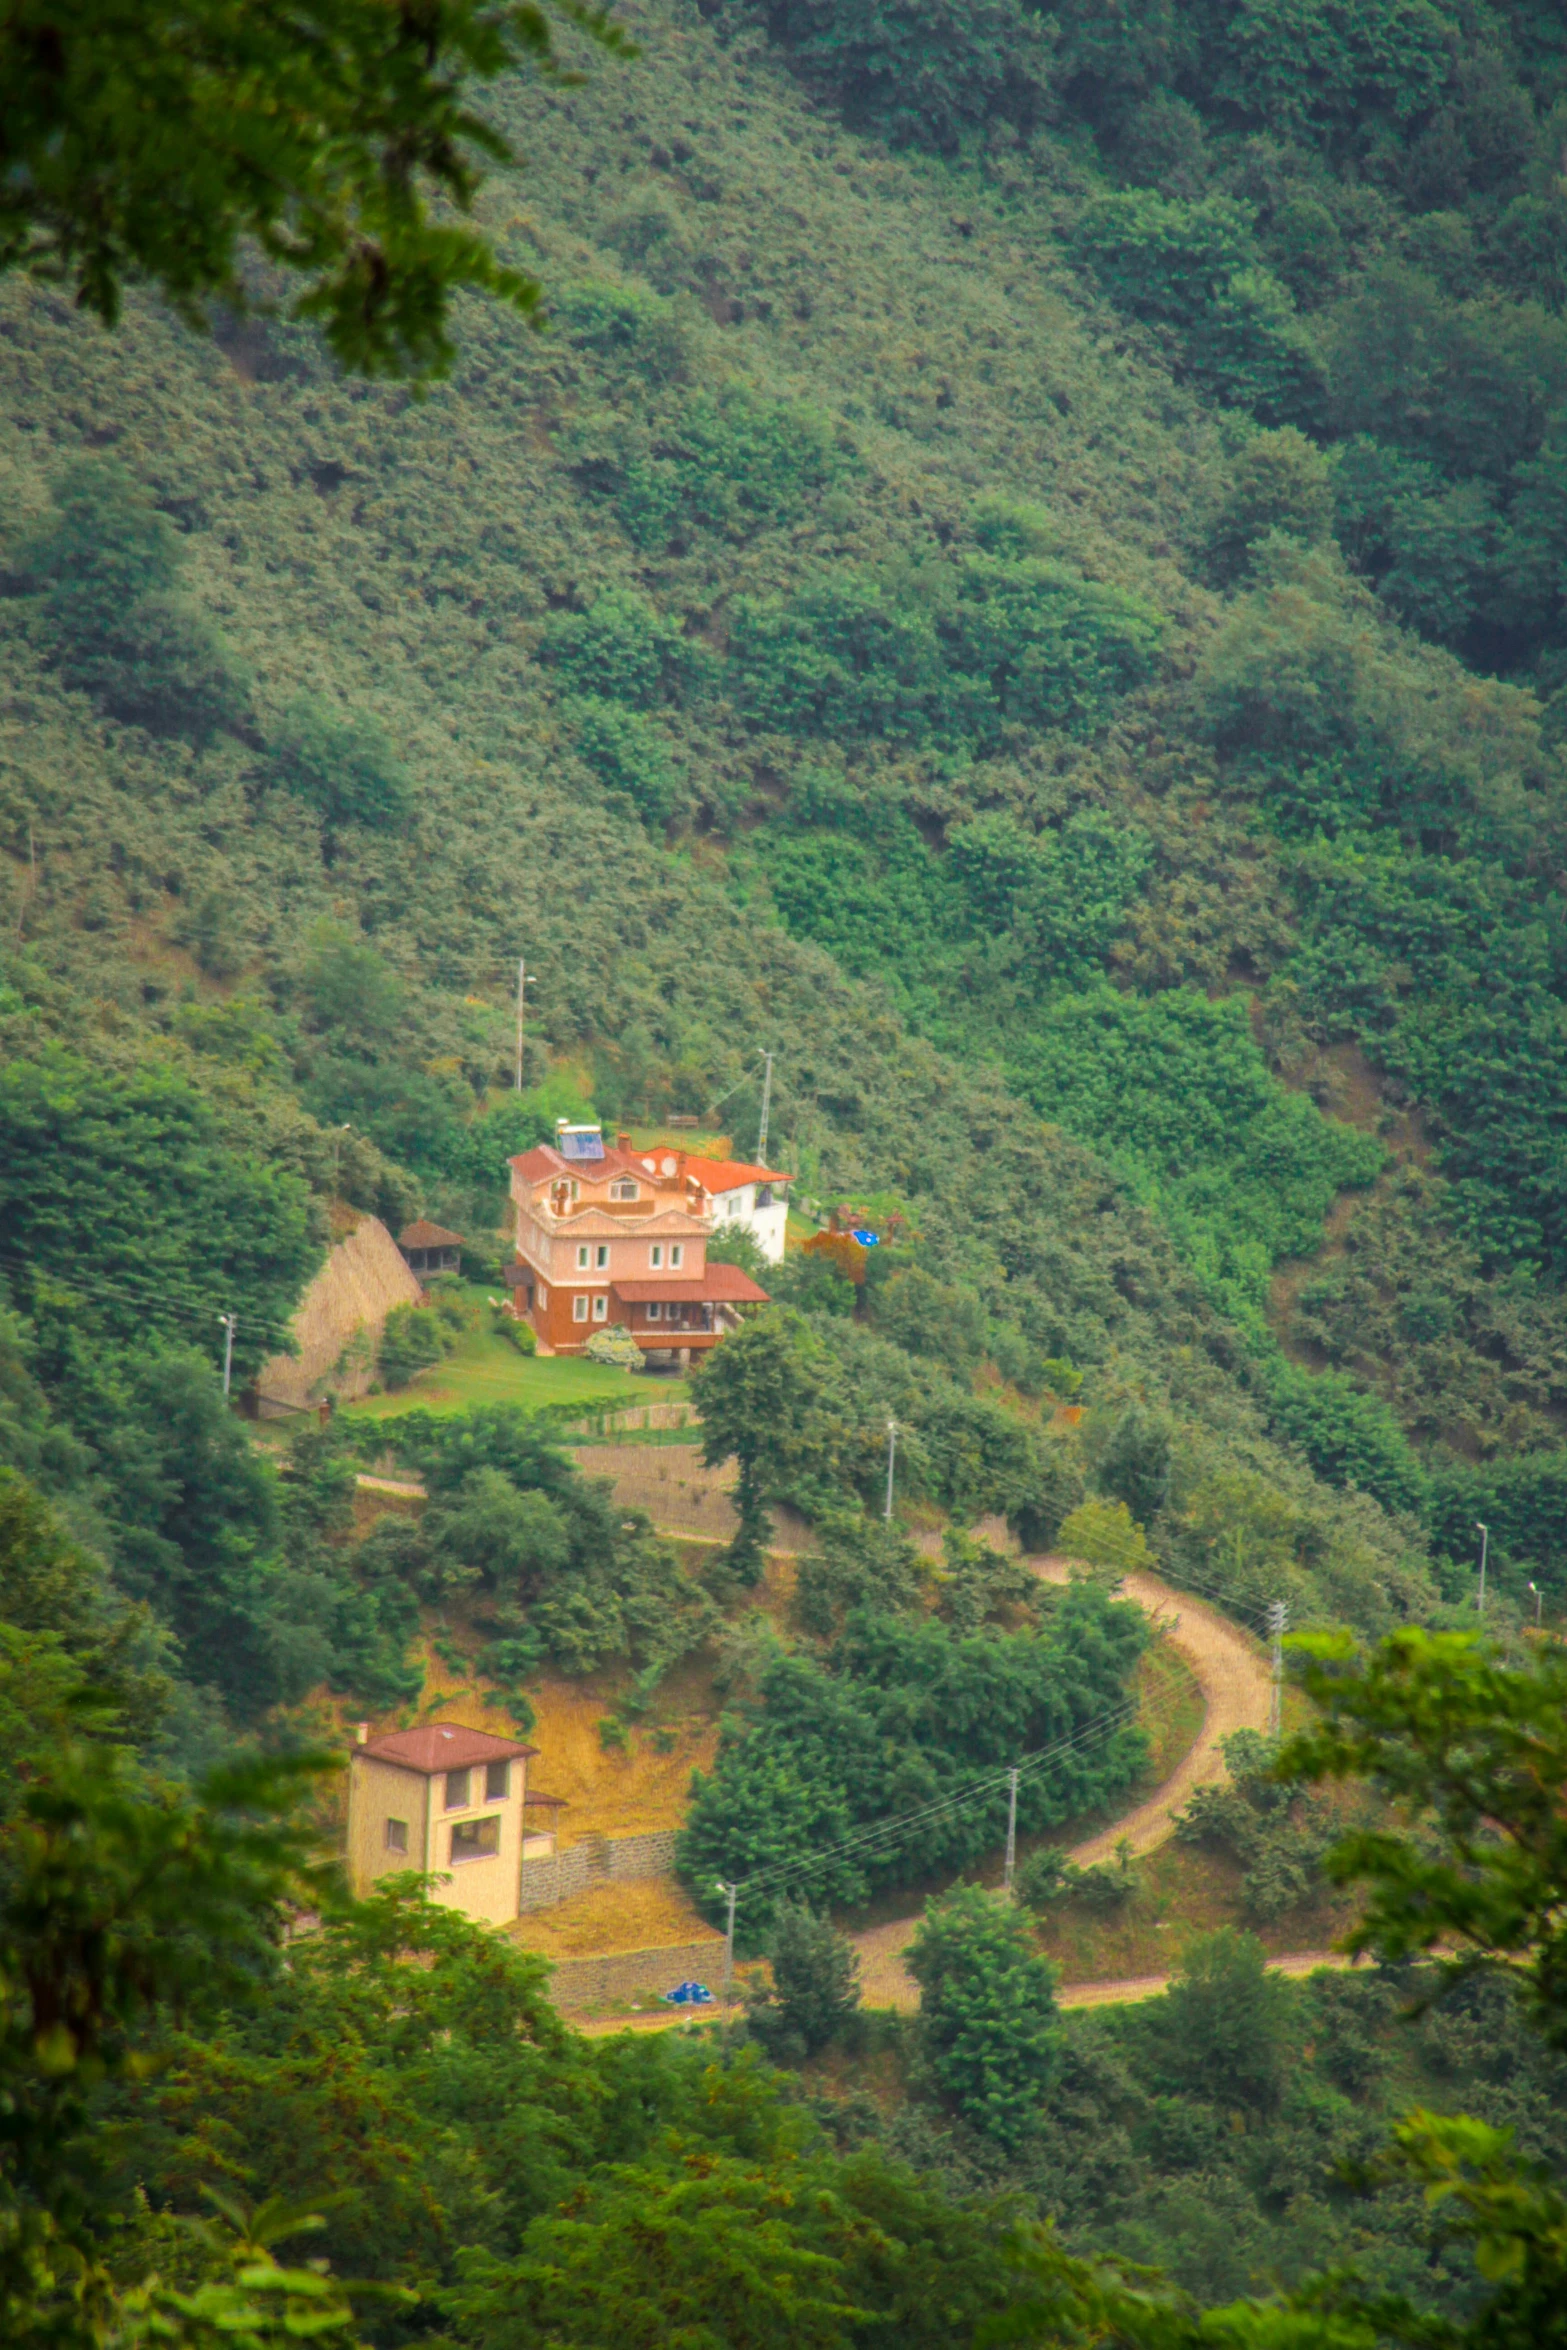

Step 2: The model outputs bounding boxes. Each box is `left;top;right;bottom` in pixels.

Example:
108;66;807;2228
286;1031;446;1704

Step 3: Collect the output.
548;1938;724;2013
518;1826;682;1912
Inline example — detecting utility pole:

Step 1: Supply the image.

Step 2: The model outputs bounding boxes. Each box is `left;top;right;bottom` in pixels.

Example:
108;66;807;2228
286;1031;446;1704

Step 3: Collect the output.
515;959;538;1093
1003;1766;1020;1899
756;1051;774;1163
719;1880;737;2007
1267;1599;1288;1739
1476;1521;1489;1615
884;1420;898;1522
217;1312;236;1400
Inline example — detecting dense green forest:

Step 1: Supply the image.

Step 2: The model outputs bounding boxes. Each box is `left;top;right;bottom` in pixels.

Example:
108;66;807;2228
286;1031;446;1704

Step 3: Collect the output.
7;0;1567;2342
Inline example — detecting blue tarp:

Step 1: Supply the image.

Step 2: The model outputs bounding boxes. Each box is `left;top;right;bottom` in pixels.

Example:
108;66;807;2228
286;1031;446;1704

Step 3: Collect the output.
663;1980;715;2005
851;1229;879;1247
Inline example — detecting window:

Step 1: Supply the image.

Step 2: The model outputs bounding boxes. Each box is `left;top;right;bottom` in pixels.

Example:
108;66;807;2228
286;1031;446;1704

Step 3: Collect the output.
661;1155;676;1175
647;1301;663;1322
444;1768;471;1811
610;1179;638;1200
592;1295;608;1321
670;1244;684;1269
485;1760;509;1802
756;1184;773;1207
450;1816;500;1863
573;1295;589;1323
650;1244;663;1268
595;1243;609;1269
576;1243;590;1269
385;1818;408;1853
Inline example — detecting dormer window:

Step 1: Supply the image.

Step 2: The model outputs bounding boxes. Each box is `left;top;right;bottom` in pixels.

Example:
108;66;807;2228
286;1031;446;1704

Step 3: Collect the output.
661;1155;676;1175
610;1179;639;1201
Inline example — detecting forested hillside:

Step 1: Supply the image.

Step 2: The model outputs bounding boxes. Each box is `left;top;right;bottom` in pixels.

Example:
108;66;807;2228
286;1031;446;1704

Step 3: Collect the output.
7;4;1567;2347
6;0;1567;1753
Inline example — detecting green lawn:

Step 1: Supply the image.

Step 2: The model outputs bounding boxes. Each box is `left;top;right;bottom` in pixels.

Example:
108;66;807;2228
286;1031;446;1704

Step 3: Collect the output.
344;1291;687;1423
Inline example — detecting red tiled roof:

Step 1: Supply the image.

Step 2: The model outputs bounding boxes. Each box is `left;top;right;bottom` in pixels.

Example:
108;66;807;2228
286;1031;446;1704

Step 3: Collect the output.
679;1155;791;1193
358;1724;538;1775
612;1265;770;1305
399;1219;464;1249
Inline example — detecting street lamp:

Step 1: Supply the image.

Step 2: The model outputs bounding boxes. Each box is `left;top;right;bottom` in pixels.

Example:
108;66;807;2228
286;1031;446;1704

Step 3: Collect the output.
1529;1580;1542;1632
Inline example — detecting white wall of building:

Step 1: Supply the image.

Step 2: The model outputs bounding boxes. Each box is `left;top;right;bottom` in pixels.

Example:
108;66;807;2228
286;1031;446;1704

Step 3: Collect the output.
711;1183;788;1264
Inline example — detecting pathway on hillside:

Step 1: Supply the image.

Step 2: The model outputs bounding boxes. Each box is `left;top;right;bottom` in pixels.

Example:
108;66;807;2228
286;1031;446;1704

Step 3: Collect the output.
852;1563;1275;2010
575;1946;1351;2037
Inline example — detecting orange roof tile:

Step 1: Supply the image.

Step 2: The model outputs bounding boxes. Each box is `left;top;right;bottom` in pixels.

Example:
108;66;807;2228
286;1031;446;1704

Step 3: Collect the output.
675;1156;792;1194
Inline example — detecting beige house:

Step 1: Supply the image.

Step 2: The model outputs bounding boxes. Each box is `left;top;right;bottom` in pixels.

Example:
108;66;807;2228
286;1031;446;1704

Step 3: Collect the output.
346;1723;544;1928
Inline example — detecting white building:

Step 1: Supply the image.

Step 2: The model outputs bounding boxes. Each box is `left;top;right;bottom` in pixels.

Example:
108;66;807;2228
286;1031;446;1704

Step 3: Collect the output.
679;1152;792;1264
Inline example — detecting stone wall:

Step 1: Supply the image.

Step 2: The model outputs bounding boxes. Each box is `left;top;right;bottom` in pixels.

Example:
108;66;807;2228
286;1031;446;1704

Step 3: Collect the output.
548;1939;726;2013
257;1215;422;1410
518;1826;682;1913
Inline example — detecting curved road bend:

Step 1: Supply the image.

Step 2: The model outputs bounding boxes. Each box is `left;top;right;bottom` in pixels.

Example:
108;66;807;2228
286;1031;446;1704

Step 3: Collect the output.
852;1560;1277;2012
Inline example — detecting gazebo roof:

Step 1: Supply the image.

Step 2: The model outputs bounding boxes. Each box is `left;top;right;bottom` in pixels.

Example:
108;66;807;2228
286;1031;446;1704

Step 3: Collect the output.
398;1219;464;1249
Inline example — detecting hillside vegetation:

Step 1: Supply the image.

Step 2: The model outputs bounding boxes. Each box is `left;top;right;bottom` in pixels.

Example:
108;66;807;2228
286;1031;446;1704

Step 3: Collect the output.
2;0;1566;1748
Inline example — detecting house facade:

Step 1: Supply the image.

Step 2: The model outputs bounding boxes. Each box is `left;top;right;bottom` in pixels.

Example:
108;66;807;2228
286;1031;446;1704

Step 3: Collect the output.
346;1722;544;1927
508;1123;769;1357
680;1154;792;1264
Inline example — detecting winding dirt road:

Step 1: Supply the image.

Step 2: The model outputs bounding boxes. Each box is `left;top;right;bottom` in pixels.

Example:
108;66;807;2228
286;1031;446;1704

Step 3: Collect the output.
852;1561;1276;2010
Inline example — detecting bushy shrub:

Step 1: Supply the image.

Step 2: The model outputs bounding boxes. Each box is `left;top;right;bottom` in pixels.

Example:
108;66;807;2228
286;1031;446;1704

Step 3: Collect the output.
758;0;1052;150
270;695;411;830
1206;427;1335;584
940;556;1167;740
731;572;948;741
1056;1497;1151;1575
583;1325;643;1368
20;456;249;740
1267;1363;1426;1514
731;558;1165;746
565;696;683;829
379;1304;451;1389
540;588;692;707
550;277;691;384
1073;192;1324;423
567;386;846;548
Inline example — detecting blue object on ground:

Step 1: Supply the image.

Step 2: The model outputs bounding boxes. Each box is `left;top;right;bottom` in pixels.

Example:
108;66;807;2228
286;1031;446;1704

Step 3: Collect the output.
851;1229;879;1246
663;1980;715;2005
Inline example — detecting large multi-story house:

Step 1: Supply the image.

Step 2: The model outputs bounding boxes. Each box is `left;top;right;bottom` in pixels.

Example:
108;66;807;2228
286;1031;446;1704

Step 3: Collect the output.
508;1124;769;1358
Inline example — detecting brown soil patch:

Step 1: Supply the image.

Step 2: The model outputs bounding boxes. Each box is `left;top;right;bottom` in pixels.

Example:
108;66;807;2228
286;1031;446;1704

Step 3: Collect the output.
512;1877;720;1959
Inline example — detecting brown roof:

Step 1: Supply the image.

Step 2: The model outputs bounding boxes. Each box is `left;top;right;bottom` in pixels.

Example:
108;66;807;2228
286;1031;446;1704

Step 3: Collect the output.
612;1265;770;1305
399;1219;464;1249
358;1724;537;1775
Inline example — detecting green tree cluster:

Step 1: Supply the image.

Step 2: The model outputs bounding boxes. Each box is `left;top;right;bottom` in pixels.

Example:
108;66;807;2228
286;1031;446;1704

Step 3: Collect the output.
679;1582;1149;1928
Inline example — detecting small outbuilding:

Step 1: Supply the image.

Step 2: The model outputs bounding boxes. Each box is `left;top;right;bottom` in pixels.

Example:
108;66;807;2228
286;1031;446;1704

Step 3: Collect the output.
347;1722;539;1926
398;1219;464;1278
